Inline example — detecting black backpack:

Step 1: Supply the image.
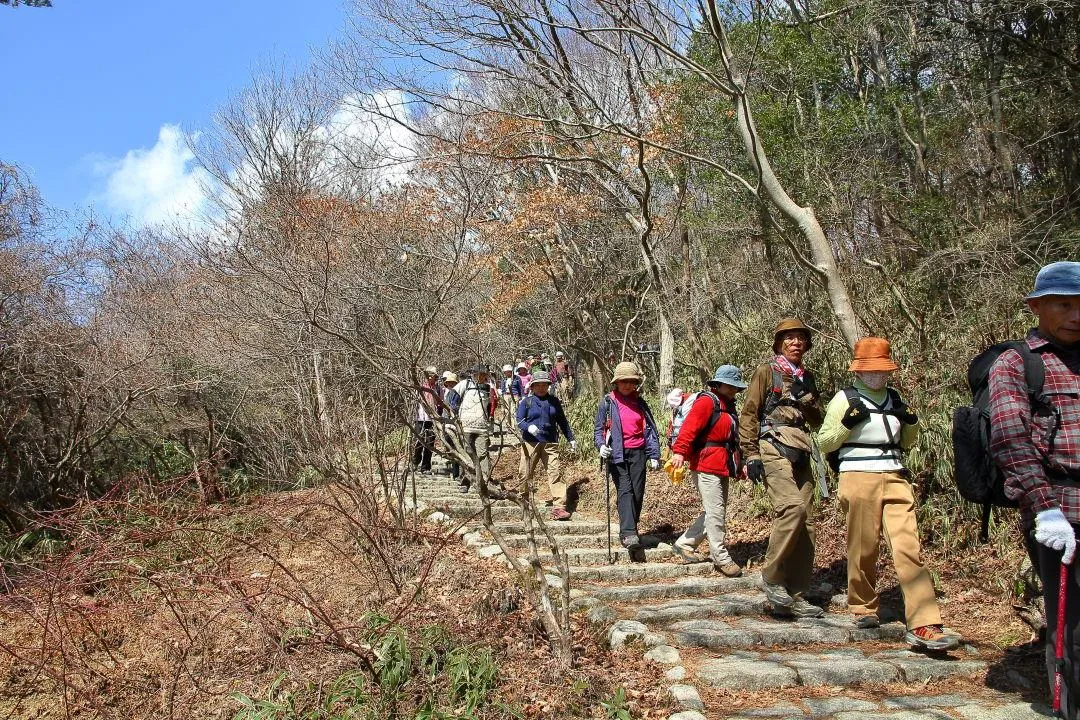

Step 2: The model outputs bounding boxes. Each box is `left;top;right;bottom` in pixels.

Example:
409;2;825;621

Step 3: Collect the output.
951;341;1055;541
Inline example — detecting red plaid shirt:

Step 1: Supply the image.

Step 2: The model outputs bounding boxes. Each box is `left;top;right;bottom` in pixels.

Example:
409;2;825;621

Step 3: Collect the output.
989;330;1080;525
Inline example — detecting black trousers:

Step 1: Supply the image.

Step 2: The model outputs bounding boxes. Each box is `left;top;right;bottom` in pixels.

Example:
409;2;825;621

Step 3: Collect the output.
608;447;647;539
412;421;435;470
1027;526;1080;719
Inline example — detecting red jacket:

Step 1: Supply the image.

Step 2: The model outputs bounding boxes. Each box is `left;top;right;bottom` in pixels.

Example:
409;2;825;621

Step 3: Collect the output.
672;392;739;476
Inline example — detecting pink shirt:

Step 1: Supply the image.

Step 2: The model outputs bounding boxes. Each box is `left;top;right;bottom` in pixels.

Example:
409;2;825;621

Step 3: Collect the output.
613;391;646;448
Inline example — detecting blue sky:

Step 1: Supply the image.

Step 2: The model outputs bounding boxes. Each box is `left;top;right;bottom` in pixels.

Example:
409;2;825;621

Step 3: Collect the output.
0;1;348;223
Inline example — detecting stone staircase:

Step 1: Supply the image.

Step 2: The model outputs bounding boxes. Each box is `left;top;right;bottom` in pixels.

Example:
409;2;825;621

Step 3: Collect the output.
402;463;1050;720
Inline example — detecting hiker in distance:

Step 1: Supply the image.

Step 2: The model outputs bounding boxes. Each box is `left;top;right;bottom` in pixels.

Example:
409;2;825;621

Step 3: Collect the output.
554;351;574;397
412;366;440;474
595;361;662;562
439;372;462;482
449;365;500;495
516;371;577;520
669;365;748;577
739;318;826;618
498;363;517;421
989;261;1080;717
817;338;959;651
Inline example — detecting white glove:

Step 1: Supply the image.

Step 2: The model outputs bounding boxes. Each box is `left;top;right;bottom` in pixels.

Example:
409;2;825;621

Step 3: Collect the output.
649;459;660;471
569;440;577;452
527;424;539;436
598;445;612;460
1036;508;1077;564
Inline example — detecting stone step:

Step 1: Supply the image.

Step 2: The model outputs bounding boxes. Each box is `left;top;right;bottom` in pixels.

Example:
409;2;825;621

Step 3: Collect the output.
502;532;616;550
715;696;1041;720
576;573;761;605
567;560;715;583
635;593;769;624
485;520;618;536
440;504;526;522
668;615;905;650
694;647;985;691
528;546;671;566
421;495;522;507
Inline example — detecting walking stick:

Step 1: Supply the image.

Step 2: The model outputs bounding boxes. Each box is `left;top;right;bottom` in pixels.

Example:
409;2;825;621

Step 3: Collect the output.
602;455;612;564
1055;558;1070;714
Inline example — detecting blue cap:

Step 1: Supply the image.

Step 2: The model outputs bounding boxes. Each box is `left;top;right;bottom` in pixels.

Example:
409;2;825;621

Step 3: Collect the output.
707;365;748;389
1027;261;1080;299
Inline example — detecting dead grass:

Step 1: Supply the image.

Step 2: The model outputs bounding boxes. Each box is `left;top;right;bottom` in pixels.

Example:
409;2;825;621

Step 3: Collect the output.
0;481;677;720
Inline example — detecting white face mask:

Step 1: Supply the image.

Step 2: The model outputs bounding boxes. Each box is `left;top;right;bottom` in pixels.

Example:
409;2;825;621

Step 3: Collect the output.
857;372;891;390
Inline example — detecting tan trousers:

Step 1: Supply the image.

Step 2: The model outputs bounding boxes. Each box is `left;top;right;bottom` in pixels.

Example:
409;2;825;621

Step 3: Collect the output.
838;470;941;629
760;440;816;595
518;442;565;507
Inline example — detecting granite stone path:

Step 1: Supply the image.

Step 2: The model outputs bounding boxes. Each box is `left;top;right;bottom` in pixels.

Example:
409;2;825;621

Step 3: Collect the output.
401;453;1052;720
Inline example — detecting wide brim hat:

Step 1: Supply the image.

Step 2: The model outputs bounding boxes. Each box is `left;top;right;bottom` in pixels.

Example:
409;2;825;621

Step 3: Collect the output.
848;337;899;372
1026;261;1080;299
423;365;438;376
707;364;748;389
772;318;813;353
531;371;551;384
443;372;459;383
610;361;644;384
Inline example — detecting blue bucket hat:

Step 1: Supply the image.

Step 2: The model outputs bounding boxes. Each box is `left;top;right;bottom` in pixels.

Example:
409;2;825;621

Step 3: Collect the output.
1026;261;1080;299
707;365;748;389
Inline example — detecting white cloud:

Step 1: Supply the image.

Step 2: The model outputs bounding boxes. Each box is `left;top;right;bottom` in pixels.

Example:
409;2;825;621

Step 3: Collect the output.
320;91;417;191
94;124;213;227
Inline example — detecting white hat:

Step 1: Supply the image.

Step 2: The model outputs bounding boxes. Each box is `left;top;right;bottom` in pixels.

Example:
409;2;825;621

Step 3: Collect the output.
502;364;513;372
515;362;527;371
555;351;565;358
443;372;458;383
423;366;437;376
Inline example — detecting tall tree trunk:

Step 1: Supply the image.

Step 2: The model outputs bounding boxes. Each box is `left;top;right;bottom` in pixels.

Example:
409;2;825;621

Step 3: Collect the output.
658;309;674;395
730;89;861;349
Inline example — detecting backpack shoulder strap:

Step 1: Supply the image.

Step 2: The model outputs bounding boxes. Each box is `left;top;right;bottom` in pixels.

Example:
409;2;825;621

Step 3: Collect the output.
842;386;865;408
760;365;785;420
1014;342;1046;397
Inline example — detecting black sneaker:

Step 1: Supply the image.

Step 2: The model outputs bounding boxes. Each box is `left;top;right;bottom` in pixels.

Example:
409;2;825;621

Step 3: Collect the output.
458;484;470;494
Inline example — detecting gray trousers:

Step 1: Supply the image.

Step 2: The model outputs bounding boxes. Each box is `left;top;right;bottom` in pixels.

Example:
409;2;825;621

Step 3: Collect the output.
676;470;734;565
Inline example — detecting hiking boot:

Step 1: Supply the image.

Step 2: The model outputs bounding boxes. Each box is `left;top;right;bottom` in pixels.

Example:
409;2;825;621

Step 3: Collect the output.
621;535;646;563
763;581;794;609
672;544;707;564
906;625;959;652
790;596;825;618
551;507;572;521
854;614;881;629
457;483;470;494
714;560;743;577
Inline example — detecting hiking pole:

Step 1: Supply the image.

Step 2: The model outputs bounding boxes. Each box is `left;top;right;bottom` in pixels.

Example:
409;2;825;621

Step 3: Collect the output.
1055;558;1070;714
602;454;611;564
